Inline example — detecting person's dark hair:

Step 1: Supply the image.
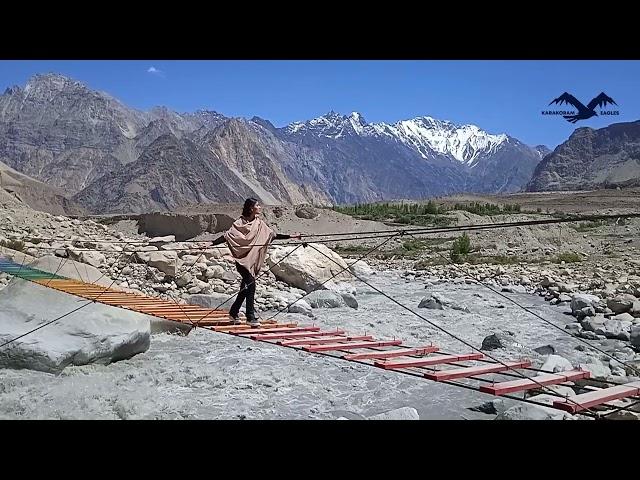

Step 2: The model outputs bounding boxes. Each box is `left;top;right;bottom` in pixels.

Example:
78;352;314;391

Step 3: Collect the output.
242;198;259;218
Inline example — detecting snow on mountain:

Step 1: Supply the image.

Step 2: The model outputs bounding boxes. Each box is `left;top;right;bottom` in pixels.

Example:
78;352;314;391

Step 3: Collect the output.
285;111;508;165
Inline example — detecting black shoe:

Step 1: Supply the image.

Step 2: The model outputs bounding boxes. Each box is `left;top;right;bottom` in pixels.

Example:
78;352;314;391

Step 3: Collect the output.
228;314;242;325
247;318;260;327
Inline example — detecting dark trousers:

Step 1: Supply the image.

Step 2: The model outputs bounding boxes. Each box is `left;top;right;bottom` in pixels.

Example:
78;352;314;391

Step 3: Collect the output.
229;263;256;321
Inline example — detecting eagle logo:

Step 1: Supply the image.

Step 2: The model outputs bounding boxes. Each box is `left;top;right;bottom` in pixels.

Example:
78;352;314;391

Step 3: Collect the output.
549;92;617;123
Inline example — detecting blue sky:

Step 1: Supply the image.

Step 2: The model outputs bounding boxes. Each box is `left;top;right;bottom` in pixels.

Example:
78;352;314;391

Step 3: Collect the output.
1;60;638;148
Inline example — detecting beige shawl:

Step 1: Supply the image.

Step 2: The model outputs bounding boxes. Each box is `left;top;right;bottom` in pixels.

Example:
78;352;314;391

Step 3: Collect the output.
224;216;276;277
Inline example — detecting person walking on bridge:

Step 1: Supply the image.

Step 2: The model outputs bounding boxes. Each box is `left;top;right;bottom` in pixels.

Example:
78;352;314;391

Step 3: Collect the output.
211;198;301;327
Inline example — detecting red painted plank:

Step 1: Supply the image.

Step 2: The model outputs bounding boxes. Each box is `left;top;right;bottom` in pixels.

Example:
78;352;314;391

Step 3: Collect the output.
280;335;373;346
479;370;591;396
303;340;403;353
234;326;320;335
344;346;440;361
209;323;297;332
250;330;345;341
424;360;532;381
552;381;640;413
374;353;483;370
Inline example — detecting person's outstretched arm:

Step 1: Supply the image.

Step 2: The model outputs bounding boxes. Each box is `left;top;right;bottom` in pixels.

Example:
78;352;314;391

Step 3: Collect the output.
210;234;227;246
275;233;302;240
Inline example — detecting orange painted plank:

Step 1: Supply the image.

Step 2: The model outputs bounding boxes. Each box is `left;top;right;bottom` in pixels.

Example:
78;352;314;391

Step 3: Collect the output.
136;307;216;313
210;325;251;332
99;300;163;304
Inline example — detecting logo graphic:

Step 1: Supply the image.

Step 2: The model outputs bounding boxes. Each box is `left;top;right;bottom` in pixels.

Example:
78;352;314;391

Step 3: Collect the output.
542;92;619;123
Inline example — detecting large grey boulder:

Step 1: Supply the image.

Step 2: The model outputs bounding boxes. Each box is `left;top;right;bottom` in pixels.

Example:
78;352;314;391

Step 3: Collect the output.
135;251;181;277
306;290;346;308
349;260;375;277
540;355;573;373
496;394;574;420
607;294;637;314
187;293;235;310
267;244;352;292
288;300;313;316
571;294;600;314
0;279;151;374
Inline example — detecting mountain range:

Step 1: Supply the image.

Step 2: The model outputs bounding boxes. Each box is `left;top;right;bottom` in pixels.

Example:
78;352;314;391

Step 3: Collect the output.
6;73;634;214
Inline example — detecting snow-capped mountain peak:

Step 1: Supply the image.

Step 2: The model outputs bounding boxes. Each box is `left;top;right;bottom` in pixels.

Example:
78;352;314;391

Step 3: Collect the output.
286;111;367;138
387;117;508;165
284;111;508;165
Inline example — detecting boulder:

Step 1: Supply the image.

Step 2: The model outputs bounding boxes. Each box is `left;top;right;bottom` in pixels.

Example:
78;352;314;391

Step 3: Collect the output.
571;294;600;313
340;293;358;309
349;260;375;277
612;312;634;323
221;270;237;283
0;279;150;374
534;345;555;356
175;272;193;288
576;306;596;320
188;293;235;310
578;331;600;340
581;315;606;332
135;251;181;277
481;332;515;351
83;251;107;268
601;319;632;341
205;266;225;280
578;361;612;380
367;407;419;420
496;395;573;420
540;355;573;373
288;300;313;316
418;295;444;310
267;244;352;292
565;323;583;334
607;294;637;314
294;205;319;219
306;290;345;308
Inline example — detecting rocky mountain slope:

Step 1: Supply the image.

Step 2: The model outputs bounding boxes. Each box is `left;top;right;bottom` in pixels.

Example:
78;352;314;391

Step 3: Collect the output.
1;73;549;213
527;121;640;191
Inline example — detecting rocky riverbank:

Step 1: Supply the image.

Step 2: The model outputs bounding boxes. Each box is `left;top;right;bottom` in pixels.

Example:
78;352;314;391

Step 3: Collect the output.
2;202;640;419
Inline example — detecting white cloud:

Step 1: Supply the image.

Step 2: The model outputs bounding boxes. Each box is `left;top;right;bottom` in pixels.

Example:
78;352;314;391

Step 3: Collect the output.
147;66;164;76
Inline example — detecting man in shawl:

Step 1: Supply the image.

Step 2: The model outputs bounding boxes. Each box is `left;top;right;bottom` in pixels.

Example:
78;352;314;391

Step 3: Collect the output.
210;198;301;326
